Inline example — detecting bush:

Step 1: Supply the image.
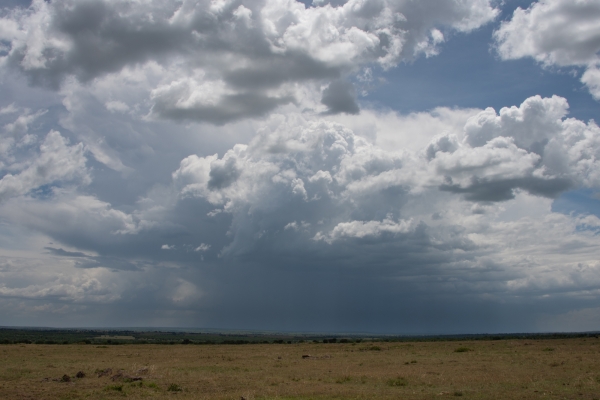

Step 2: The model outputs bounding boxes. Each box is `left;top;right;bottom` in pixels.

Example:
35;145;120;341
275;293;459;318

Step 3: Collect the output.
167;383;183;392
335;376;352;384
105;384;123;392
387;377;408;387
454;347;471;353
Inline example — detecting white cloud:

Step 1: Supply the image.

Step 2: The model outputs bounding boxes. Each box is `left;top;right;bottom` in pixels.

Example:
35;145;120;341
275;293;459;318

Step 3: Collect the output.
0;130;89;201
170;278;202;305
0;191;141;244
494;0;600;99
105;100;130;114
1;0;498;123
194;243;211;252
0;256;122;304
327;106;480;151
315;217;415;243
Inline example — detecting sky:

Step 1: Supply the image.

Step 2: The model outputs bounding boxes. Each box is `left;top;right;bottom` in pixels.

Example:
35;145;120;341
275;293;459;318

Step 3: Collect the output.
0;0;599;335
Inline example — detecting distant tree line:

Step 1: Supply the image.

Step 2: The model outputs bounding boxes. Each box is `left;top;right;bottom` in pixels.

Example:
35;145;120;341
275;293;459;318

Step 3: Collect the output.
1;328;598;345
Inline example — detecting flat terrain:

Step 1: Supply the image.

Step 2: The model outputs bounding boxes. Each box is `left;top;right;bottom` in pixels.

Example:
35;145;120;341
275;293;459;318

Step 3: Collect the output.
1;338;599;399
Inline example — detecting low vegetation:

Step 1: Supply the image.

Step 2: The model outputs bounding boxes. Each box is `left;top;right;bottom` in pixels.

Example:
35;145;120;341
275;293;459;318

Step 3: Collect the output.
1;337;600;399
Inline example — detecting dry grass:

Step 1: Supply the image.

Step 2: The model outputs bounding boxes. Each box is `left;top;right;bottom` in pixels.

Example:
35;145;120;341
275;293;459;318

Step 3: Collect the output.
1;338;600;399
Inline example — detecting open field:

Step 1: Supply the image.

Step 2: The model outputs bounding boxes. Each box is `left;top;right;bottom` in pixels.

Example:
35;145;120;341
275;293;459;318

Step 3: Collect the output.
1;338;600;399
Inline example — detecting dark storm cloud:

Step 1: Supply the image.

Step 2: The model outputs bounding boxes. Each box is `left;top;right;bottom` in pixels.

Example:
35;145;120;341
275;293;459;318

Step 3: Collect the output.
151;92;295;125
222;52;341;90
74;256;141;271
208;157;241;190
5;0;188;89
440;177;573;202
45;247;141;271
321;79;360;115
44;247;87;257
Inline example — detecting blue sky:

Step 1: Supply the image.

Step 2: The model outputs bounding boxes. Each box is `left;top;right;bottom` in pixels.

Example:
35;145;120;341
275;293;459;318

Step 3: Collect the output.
0;0;599;334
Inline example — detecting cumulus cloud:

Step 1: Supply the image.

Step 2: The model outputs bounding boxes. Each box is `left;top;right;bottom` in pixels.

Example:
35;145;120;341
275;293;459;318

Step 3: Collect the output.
494;0;600;99
1;0;498;123
171;95;600;264
0;95;598;331
148;98;600;332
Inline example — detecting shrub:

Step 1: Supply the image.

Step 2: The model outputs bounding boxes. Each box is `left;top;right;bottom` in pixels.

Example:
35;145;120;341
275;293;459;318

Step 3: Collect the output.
454;347;471;353
167;383;182;392
387;377;408;387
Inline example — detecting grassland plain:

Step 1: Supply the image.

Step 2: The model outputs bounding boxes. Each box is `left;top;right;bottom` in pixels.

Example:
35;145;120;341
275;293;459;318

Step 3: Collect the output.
1;338;600;399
